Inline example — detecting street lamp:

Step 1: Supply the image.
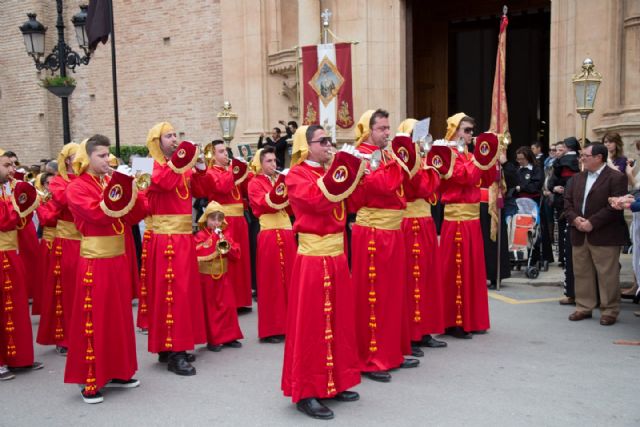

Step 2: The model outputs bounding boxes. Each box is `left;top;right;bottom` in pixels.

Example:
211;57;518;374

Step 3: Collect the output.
217;101;238;145
19;2;92;145
571;58;602;148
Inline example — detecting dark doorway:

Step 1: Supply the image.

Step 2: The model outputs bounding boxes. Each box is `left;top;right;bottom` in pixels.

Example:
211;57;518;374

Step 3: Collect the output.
408;0;551;153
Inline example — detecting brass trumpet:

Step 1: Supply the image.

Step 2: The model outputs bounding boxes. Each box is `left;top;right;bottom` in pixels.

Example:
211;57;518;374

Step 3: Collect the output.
214;227;230;255
37;189;52;203
202;143;214;166
135;173;151;190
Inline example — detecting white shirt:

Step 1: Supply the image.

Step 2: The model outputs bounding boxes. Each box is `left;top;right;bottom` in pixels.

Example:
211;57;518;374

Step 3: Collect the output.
582;163;606;215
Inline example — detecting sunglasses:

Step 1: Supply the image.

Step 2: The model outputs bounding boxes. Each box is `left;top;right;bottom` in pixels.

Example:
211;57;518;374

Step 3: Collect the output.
462;127;474;134
310;137;332;146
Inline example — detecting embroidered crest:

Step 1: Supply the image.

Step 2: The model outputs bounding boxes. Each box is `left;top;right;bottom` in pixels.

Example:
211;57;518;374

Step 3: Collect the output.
108;184;123;202
275;182;286;197
337;100;354;128
233;165;240;174
479;141;490;156
18;193;27;204
432;155;443;169
177;148;186;159
397;147;410;164
333;165;348;183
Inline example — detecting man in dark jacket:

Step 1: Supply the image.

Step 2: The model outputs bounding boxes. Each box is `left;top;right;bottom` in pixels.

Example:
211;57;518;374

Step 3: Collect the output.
564;143;629;325
547;137;581;304
258;127;288;170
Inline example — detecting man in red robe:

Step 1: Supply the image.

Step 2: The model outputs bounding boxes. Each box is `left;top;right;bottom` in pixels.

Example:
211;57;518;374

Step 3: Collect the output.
191;140;253;310
429;113;498;338
396;119;448;352
36;143;81;355
247;146;297;343
282;125;363;420
145;122;205;375
195;202;244;350
349;110;419;384
61;136;146;403
0;149;43;381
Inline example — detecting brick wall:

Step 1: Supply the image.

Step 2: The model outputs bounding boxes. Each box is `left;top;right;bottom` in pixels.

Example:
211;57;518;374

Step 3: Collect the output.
1;0;223;166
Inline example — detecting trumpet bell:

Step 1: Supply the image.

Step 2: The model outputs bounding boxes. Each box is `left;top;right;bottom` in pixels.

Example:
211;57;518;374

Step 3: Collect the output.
216;237;230;255
135;173;151;190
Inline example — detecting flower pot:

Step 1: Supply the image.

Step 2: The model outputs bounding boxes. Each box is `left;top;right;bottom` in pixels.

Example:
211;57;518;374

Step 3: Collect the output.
46;85;76;98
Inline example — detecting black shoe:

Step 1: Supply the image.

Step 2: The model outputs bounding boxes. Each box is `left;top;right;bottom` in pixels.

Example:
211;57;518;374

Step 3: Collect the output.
237;306;253;314
419;335;447;348
81;389;104;404
9;361;44;372
260;335;284;344
105;378;140;388
444;327;472;339
399;358;420;369
363;371;391;382
410;345;424;357
296;398;334;420
333;390;360;402
471;330;487;335
206;343;223;352
488;281;497;290
55;346;68;356
224;340;242;348
0;368;15;381
167;352;196;376
159;352;195;363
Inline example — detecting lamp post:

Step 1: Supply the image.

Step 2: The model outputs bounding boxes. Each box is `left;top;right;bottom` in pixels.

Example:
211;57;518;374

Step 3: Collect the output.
571;58;602;148
217;101;238;146
19;2;92;145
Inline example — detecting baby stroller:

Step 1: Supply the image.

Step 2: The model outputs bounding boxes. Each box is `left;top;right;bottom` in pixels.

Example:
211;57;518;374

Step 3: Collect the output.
507;198;541;279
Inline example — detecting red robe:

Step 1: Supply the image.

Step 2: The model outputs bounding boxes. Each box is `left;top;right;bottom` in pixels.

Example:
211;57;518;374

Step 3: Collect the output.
401;166;444;340
146;162;206;353
195;229;243;345
17;213;40;313
438;152;496;332
348;143;408;372
136;217;153;330
282;161;360;403
192;165;252;307
35;201;62;346
0;188;34;368
64;173;147;392
247;174;296;339
36;175;81;348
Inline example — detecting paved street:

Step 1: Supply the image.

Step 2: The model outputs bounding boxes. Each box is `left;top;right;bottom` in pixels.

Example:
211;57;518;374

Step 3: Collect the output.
1;263;639;426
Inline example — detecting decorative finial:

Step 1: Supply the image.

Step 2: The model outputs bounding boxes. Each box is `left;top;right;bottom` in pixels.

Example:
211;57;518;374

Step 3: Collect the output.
321;9;332;28
503;5;508;16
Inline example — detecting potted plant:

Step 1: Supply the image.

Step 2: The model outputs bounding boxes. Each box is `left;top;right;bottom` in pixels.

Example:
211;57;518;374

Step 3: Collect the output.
40;75;76;98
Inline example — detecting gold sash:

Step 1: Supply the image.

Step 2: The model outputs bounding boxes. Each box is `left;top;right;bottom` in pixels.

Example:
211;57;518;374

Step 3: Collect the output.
259;212;292;230
444;203;480;221
198;258;228;276
298;232;343;256
42;226;57;243
218;203;244;217
404;199;432;219
80;235;125;259
56;220;81;240
355;207;403;230
0;230;18;251
144;216;154;232
153;214;193;235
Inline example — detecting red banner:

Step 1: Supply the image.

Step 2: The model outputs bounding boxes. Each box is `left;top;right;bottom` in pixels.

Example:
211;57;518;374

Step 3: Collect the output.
335;43;354;129
489;15;509;134
301;45;319;126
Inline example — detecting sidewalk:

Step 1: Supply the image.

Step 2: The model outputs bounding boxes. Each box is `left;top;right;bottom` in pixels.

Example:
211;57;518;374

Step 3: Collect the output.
499;253;636;288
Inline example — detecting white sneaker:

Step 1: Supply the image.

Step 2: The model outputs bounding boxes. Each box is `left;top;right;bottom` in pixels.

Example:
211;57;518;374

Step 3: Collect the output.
81;389;104;404
0;366;15;381
105;378;140;388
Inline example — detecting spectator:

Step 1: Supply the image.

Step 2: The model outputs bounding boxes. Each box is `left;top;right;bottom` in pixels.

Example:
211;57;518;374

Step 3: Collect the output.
548;137;580;304
258;127;288;169
565;143;629;325
530;141;545;167
602;132;627;174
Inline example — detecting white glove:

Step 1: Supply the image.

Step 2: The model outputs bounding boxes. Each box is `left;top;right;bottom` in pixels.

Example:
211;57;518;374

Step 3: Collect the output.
195;161;206;171
277;168;290;176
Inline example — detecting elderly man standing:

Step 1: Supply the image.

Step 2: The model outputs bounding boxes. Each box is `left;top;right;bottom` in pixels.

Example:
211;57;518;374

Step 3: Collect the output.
564;143;629;326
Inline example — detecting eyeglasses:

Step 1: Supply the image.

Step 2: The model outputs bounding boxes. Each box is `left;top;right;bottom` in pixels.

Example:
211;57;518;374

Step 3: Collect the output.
310;137;332;146
462;127;474;134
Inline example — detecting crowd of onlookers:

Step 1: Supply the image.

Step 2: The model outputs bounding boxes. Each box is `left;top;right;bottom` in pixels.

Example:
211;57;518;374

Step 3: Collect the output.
499;132;640;321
